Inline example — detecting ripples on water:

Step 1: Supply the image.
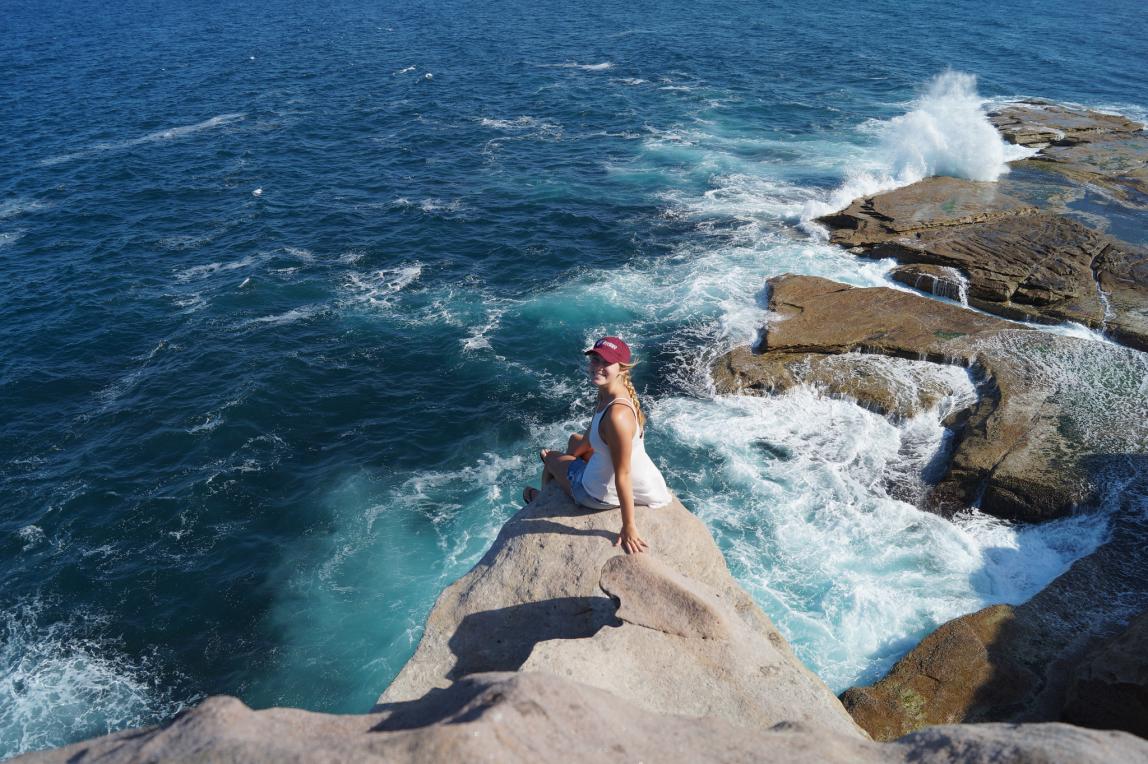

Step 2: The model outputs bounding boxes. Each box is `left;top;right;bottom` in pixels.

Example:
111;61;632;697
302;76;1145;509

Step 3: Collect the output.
2;0;1146;756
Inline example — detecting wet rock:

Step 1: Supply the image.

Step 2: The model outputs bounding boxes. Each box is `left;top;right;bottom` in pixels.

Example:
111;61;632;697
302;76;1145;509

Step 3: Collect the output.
989;102;1148;206
988;102;1143;148
818;102;1148;351
819;178;1128;331
889;263;968;303
713;346;965;421
715;275;1148;522
1063;609;1148;738
841;480;1148;741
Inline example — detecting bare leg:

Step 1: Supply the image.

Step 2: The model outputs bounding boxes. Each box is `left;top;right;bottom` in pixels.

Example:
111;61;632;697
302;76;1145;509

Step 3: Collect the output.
566;432;592;460
542;450;579;498
541;433;591;487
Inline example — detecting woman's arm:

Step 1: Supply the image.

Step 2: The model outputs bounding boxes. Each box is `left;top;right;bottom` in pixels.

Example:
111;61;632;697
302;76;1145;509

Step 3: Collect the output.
603;405;648;554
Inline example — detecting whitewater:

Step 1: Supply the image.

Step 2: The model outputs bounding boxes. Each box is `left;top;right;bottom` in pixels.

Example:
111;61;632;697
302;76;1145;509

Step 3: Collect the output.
3;0;1147;758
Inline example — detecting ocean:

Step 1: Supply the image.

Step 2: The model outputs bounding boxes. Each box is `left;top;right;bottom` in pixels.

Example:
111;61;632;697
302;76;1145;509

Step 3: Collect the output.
2;0;1146;757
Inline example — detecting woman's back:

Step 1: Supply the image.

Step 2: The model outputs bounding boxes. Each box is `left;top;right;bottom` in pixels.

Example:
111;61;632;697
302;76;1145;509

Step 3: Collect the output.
581;399;672;508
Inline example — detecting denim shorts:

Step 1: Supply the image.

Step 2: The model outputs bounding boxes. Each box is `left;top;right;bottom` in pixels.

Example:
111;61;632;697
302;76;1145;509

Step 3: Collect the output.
567;460;619;510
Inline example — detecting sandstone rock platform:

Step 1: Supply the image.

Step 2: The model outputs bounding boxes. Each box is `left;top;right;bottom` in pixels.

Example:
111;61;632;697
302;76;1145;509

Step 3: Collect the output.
714;274;1148;742
817;103;1148;351
378;487;862;736
714;274;1148;523
20;671;1148;763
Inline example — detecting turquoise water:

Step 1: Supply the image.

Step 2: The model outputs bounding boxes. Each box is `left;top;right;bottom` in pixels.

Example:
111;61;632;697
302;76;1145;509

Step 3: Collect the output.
2;0;1147;757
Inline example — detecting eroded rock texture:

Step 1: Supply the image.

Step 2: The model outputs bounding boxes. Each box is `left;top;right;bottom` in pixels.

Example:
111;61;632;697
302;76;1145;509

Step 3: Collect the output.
379;487;862;736
989;101;1148;205
20;673;1148;764
818;103;1148;351
714;274;1148;523
714;274;1148;742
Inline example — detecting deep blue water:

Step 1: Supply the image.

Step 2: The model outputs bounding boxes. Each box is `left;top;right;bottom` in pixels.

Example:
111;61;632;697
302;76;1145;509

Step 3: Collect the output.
2;0;1146;757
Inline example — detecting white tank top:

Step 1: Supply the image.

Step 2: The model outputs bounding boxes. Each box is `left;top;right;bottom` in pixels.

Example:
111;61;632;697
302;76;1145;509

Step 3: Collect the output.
579;398;672;508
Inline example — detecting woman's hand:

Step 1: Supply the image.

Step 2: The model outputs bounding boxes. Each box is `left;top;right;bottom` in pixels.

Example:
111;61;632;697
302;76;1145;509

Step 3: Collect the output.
615;523;648;554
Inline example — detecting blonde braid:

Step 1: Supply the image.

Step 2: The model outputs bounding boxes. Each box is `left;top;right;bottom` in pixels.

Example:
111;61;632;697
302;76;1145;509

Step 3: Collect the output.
619;365;647;436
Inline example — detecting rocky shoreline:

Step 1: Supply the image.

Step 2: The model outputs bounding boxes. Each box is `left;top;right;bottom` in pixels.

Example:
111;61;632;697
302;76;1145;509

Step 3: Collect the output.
15;102;1148;763
817;103;1148;351
715;102;1148;742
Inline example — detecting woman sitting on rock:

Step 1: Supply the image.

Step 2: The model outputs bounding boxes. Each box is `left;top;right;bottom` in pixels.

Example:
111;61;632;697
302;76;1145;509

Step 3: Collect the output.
523;336;672;554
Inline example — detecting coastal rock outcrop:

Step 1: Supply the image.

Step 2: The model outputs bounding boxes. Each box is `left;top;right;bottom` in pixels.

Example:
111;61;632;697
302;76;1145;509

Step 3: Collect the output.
818;177;1148;348
714;274;1148;522
713;274;1148;741
379;486;863;736
817;103;1148;351
20;672;1148;763
988;102;1148;205
19;487;1148;762
1062;609;1148;737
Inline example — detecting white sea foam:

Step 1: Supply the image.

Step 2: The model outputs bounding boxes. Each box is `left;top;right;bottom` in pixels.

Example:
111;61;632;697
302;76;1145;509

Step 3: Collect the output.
0;602;191;759
17;526;46;551
344;263;422;309
0;230;26;249
479;116;550;130
651;389;1109;690
799;71;1035;226
175;254;262;282
461;307;505;352
241;305;322;327
392;197;471;216
187;414;222;434
0;198;49;220
546;61;614;71
887;72;1017;181
42;113;244;166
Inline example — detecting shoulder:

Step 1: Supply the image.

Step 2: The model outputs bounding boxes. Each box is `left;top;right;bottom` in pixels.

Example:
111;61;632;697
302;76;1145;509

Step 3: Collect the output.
603;399;637;433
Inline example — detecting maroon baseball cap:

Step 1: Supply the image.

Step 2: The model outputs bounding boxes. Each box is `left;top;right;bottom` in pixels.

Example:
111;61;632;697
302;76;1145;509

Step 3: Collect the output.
584;336;631;365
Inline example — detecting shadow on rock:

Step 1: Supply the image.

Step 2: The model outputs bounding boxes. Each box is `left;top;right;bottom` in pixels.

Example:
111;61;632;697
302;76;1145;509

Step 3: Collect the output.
371;678;492;731
446;597;621;679
496;517;617;544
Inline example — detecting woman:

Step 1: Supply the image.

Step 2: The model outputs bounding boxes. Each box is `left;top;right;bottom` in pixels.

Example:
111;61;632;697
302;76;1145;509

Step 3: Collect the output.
523;336;672;554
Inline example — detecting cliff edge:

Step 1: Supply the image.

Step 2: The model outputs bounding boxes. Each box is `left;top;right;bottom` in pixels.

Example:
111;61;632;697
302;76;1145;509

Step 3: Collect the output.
17;488;1148;763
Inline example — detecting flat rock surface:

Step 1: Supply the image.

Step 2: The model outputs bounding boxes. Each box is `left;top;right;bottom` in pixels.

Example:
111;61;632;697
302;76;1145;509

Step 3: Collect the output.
818;103;1148;351
377;486;862;736
989;102;1148;206
716;274;1148;522
19;672;1148;764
